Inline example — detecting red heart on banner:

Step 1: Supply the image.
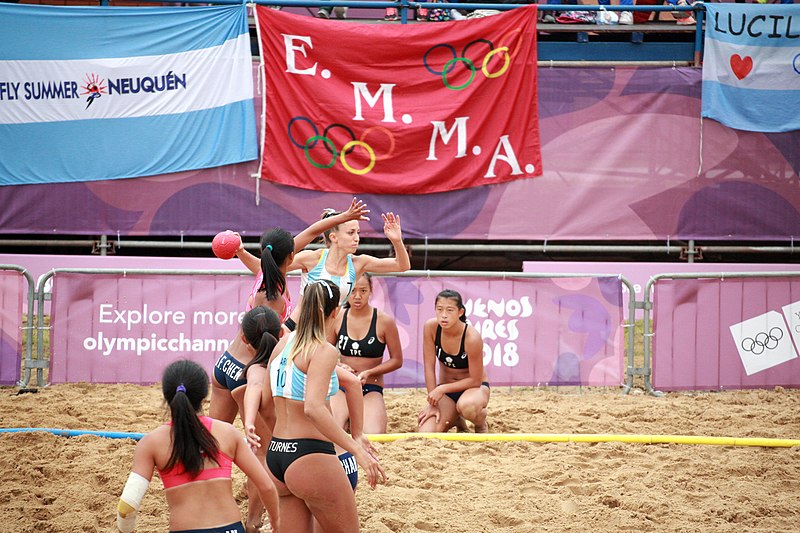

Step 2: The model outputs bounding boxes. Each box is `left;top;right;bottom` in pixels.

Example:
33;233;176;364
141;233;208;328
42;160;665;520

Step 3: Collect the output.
730;54;753;80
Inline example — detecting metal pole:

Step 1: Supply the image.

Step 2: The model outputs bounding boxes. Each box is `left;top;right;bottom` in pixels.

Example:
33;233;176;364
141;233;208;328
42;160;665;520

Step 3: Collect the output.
641;276;662;396
622;277;637;394
0;266;36;387
693;5;705;67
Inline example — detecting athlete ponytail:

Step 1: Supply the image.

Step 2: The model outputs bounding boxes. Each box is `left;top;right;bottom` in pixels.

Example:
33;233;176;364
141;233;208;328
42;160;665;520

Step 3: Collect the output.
320;208;341;248
259;228;294;301
162;360;219;477
290;280;340;363
242;306;282;375
436;289;467;323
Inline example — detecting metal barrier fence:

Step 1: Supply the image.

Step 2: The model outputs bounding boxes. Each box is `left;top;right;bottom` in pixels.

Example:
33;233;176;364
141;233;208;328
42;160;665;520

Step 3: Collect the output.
11;265;800;392
643;272;800;394
21;267;635;389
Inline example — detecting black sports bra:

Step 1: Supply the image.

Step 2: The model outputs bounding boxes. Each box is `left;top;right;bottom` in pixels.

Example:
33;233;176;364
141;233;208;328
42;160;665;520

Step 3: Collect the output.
435;324;469;369
337;309;386;359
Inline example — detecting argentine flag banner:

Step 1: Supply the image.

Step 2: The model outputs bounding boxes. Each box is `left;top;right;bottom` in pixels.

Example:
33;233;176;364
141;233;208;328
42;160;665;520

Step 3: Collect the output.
702;4;800;133
0;5;256;186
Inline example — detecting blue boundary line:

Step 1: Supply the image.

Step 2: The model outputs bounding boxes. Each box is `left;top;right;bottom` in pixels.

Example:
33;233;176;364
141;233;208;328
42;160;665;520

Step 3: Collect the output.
0;427;145;440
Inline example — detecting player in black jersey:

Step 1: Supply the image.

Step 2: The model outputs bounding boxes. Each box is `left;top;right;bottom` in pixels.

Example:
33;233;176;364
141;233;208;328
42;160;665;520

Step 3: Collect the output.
418;289;490;433
329;273;403;435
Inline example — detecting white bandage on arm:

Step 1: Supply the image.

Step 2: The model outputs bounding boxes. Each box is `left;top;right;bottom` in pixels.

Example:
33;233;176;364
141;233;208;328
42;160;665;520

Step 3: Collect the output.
117;472;149;533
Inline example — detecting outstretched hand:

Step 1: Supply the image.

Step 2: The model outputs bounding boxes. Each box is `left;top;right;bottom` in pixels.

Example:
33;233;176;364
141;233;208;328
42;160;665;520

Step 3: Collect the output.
354;433;379;460
381;212;402;242
355;445;388;489
344;197;370;222
245;423;261;451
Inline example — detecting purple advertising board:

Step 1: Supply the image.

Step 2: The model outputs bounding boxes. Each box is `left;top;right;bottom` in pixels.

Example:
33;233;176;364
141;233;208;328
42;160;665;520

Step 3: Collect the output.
49;272;287;384
652;277;800;390
0;270;23;385
1;67;799;242
49;272;624;387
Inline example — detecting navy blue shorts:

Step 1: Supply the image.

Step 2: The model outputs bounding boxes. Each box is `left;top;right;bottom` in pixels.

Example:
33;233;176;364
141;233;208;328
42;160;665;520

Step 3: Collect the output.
213;351;247;391
338;451;358;491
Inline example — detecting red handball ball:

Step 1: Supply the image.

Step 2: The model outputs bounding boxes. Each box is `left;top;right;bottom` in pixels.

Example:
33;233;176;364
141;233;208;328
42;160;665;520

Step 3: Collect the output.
212;230;241;260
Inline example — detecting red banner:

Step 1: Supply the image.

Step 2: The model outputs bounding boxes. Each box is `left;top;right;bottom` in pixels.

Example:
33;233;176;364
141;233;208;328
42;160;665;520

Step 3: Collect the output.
256;7;541;194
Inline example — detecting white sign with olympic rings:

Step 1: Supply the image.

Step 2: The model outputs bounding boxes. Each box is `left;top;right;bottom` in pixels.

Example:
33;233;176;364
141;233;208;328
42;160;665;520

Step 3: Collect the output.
730;310;797;376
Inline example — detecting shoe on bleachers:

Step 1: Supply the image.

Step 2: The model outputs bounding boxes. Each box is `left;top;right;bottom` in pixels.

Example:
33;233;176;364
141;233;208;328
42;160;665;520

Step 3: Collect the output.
384;7;399;21
618;11;633;25
416;7;428;20
466;9;500;19
316;9;330;18
333;6;348;18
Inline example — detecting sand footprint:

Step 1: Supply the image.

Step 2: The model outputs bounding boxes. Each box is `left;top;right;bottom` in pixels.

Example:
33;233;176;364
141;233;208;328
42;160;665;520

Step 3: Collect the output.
561;499;579;515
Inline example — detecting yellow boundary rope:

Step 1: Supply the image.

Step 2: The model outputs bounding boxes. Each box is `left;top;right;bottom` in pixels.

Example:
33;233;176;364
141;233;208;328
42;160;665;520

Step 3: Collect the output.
368;433;800;448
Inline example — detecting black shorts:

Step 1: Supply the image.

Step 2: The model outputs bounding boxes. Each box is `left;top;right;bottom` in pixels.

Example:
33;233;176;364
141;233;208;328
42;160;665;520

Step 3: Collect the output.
362;383;383;396
171;522;245;533
266;437;335;483
445;381;490;404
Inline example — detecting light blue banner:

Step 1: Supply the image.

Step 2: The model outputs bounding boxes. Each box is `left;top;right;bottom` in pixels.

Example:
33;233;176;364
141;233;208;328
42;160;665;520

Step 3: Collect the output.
702;4;800;132
0;4;248;60
0;4;256;186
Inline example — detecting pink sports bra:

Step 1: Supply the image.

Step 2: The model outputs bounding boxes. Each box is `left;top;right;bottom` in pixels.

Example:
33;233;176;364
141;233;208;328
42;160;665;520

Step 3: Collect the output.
158;416;233;490
247;270;293;322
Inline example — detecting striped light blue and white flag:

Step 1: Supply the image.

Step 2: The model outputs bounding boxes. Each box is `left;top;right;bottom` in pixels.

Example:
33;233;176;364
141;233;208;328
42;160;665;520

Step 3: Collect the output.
702;4;800;133
0;5;256;186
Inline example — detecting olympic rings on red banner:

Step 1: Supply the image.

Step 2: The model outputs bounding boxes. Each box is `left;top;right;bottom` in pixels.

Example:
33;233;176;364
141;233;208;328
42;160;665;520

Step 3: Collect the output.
442;57;476;91
288;116;396;175
304;135;337;169
323;123;356;155
340;141;375;175
422;35;517;90
423;43;458;77
462;38;494;62
497;28;523;63
288;116;319;150
359;126;396;162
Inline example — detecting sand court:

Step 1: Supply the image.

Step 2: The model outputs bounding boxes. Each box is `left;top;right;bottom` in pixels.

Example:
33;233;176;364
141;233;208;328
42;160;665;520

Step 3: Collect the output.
1;385;798;532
